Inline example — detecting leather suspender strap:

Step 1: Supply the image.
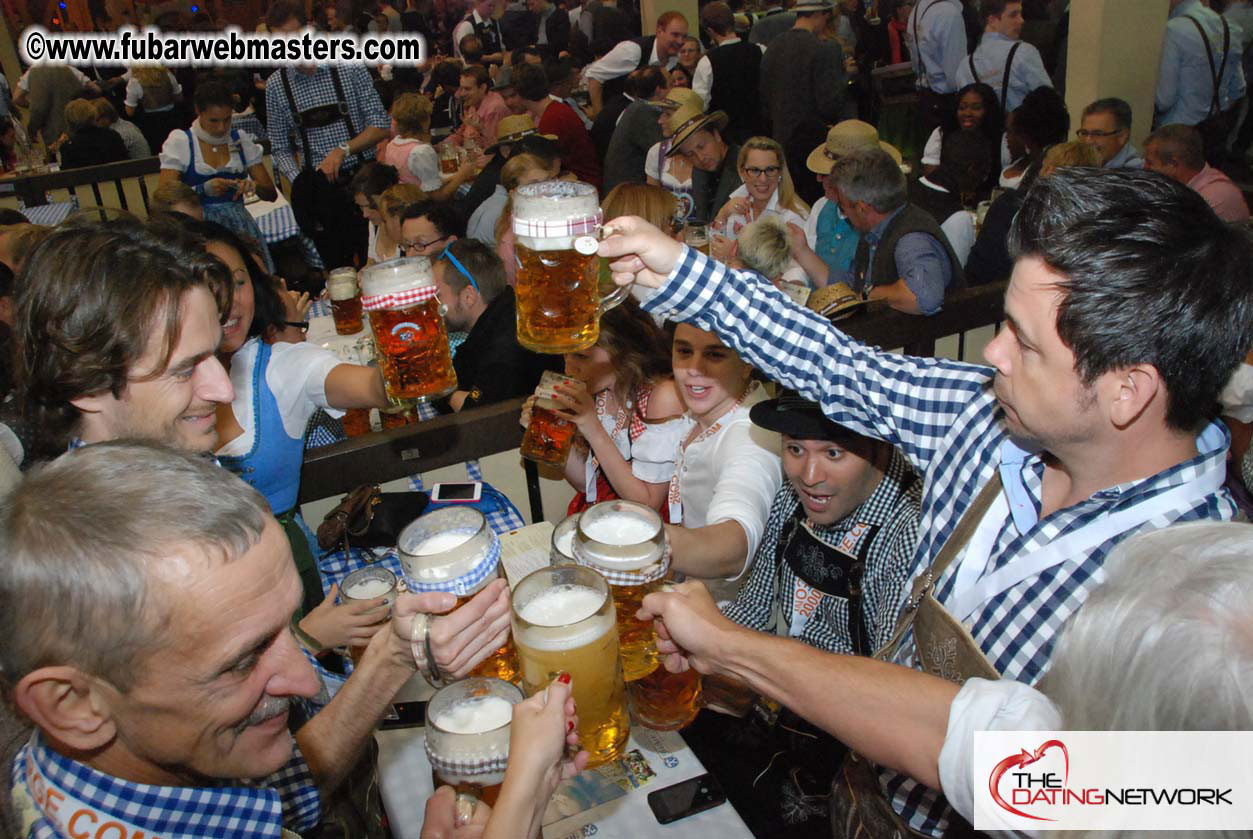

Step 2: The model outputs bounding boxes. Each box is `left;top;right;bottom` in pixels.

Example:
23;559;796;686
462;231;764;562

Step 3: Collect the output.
1187;15;1230;117
328;66;360;140
279;68;314;171
875;472;1003;661
912;0;940;89
1002;41;1021;108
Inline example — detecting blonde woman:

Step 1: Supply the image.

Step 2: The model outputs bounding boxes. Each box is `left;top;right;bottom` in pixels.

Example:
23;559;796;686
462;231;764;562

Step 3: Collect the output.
711;136;809;262
125;65;185;154
379;92;475;199
372;183;428;263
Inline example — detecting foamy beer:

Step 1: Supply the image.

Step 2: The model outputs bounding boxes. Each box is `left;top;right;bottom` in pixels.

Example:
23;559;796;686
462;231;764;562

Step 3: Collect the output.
520;370;579;465
512;181;629;353
360;257;457;403
571;500;667;682
398;508;520;684
684;223;711;256
424;677;523;817
339;566;399;663
628;664;702;731
327;267;364;335
512;565;629;767
550;513;580;564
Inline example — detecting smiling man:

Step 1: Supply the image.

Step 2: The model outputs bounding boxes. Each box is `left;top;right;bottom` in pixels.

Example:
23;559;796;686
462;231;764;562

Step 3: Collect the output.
602;166;1253;836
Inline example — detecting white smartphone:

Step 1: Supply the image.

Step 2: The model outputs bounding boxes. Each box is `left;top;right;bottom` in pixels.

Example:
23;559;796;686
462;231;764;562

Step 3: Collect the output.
429;481;483;503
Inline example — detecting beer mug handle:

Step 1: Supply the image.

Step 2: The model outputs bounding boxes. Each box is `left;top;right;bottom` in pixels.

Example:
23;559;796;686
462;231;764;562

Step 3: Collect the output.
598;281;630;316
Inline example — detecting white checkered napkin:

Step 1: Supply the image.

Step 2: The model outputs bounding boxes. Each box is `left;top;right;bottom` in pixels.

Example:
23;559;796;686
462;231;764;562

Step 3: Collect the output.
424;734;510;779
361;285;438;311
571;539;671;585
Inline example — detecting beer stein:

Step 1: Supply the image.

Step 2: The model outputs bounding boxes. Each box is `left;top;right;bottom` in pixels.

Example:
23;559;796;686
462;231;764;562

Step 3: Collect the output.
683;223;711;256
550;513;580;564
571;501;667;682
424;677;523;822
398;508;520;684
339;566;399;663
360;257;458;404
512;565;629;767
327;267;363;335
628;664;702;731
520;370;579;466
512;181;629;354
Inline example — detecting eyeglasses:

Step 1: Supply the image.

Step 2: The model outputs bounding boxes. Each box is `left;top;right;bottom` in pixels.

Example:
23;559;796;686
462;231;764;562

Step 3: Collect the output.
743;165;781;179
401;234;450;253
440;245;479;292
1076;128;1123;139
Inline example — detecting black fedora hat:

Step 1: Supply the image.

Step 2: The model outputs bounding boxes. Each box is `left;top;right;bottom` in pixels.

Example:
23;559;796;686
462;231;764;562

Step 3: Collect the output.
750;389;848;440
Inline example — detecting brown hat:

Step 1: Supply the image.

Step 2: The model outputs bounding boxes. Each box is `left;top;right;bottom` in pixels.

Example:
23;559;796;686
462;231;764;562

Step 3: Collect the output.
487;114;556;151
806;120;903;174
664;101;728;157
806;281;869;321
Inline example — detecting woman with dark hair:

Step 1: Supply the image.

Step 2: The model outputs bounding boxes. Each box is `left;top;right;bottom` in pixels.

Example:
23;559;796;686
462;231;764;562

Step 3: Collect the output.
191;220;392;650
158;80;278;271
997;84;1068;189
920;81;1002;176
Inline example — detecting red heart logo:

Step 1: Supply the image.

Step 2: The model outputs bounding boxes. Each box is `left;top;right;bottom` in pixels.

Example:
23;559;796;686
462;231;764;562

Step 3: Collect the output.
988;739;1069;821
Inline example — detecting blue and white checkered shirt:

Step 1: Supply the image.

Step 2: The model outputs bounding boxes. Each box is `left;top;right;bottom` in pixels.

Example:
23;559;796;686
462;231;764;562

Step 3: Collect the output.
11;730;320;838
265;66;390;184
642;246;1236;835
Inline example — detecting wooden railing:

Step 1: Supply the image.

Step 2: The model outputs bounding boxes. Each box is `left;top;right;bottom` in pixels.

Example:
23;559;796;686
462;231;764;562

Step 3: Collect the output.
9;156;162;215
298;281;1009;520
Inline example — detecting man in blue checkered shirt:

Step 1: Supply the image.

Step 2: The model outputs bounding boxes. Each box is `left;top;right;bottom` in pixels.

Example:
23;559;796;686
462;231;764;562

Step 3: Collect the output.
615;167;1253;835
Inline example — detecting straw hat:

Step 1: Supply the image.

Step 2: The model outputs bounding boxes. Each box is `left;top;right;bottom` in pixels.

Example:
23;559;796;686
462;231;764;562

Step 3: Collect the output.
658;87;704;112
664;101;729;157
487;114;556;151
791;0;835;11
806;281;869;321
806;120;903;174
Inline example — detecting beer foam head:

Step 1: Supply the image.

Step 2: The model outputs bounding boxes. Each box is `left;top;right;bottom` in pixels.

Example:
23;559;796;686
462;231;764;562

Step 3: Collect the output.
516;583;613;650
513;180;599;224
344;577;394;600
433;695;514;734
582;513;658;546
554;529;575;559
359;255;435;297
413;530;474;556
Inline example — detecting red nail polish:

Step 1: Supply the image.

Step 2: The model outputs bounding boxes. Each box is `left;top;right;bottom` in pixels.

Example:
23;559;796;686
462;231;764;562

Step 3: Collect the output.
557;671;572;685
567;720;575;733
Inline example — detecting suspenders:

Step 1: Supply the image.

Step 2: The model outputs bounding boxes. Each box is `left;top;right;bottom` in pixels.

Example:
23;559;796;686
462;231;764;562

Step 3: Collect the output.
966;40;1021;105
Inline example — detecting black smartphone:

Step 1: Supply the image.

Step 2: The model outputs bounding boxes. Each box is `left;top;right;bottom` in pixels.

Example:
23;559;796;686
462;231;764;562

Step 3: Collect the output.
647;773;727;824
378;700;426;730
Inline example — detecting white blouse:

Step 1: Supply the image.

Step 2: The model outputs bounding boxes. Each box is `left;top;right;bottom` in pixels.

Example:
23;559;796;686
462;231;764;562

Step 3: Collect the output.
215;338;345;458
672;385;782;600
720;183;808;238
159;128;264;176
582;396;688;502
646;141;693;192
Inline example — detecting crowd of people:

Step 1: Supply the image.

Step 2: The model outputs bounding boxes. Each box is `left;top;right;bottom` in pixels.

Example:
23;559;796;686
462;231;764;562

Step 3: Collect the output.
2;1;1253;839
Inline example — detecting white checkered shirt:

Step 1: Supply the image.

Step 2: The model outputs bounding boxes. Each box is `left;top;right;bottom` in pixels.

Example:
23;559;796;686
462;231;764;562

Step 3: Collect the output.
643;246;1236;835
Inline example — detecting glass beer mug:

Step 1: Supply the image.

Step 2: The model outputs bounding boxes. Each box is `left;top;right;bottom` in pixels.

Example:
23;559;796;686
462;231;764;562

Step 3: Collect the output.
360;257;457;403
512;565;629;767
512;181;629;354
339;566;398;664
424;677;523;822
397;507;520;684
550;513;580;564
327;267;363;335
520;370;579;466
571;500;667;682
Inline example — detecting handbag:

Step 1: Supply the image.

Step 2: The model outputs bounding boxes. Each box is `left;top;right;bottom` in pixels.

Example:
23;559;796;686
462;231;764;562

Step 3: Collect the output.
316;484;430;553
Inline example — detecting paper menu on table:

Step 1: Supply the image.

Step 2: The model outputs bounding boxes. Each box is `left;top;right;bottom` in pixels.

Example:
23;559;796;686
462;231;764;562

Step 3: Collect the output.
499;521;554;588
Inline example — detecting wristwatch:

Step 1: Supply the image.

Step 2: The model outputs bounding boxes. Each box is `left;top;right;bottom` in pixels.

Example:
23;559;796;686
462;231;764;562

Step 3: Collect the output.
338;142;351;155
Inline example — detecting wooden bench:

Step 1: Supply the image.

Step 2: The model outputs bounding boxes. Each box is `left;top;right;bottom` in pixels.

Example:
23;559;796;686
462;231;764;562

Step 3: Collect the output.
299;281;1009;520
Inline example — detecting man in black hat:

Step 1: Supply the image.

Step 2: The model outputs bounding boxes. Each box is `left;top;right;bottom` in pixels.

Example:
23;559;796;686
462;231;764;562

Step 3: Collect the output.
681;391;920;838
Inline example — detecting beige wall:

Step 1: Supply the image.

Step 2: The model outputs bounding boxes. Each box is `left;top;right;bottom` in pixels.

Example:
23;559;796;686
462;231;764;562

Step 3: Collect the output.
638;0;698;37
1065;0;1170;148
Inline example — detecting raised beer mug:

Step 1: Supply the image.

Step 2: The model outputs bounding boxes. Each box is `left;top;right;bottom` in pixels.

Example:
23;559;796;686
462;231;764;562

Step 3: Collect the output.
424;677;524;824
397;507;520;684
512;564;630;767
513;180;629;354
520;370;579;466
571;500;667;682
327;266;364;335
360;257;458;403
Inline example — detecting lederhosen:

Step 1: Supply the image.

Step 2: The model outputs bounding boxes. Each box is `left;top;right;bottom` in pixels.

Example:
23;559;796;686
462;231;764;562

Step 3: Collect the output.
912;0;956;147
967;41;1020;110
279;67;367;268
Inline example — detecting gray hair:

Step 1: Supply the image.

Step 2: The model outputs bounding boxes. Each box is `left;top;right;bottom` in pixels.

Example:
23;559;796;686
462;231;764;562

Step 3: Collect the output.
736;215;791;281
1045;523;1253;839
827;147;907;214
0;441;272;700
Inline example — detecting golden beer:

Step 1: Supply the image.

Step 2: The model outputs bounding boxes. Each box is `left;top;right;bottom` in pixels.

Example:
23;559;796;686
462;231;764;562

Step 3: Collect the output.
572;500;667;682
425;678;522;814
327;267;363;335
512;566;629;767
339;566;398;664
397;508;520;685
521;370;579;465
361;257;457;403
628;665;702;731
512;181;628;354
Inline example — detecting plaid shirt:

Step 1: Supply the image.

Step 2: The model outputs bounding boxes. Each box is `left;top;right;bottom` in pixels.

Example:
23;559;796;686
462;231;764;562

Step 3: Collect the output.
265;66;390;184
721;448;921;654
644;246;1236;835
12;730;320;839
